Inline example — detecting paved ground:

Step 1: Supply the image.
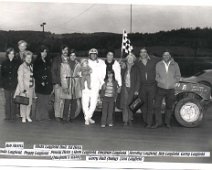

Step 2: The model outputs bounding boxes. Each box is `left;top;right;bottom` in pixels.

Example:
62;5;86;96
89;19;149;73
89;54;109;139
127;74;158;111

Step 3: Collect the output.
0;88;212;163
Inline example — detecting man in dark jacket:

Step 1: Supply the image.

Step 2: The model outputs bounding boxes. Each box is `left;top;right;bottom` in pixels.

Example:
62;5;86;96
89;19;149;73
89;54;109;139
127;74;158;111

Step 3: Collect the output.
152;50;181;128
51;45;69;121
137;48;160;128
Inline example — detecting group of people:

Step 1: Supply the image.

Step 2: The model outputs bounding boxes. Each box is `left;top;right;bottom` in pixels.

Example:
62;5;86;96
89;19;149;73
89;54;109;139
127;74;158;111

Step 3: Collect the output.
1;40;181;128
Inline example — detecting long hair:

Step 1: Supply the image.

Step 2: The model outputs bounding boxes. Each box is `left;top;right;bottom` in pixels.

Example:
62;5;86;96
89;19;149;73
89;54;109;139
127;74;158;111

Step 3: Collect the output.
5;47;15;58
104;70;116;82
37;45;51;65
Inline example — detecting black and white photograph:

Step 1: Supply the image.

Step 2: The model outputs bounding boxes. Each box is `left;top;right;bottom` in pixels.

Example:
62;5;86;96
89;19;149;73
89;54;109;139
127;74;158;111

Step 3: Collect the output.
0;0;212;169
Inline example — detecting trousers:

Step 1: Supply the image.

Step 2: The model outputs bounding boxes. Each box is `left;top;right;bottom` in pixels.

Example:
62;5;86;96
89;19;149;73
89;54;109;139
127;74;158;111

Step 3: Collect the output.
140;85;156;126
4;90;17;120
54;85;64;118
81;87;99;121
154;87;175;125
101;97;115;125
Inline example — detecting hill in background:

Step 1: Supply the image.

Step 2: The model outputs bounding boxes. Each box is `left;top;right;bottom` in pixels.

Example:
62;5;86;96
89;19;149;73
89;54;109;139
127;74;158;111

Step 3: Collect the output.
0;27;212;77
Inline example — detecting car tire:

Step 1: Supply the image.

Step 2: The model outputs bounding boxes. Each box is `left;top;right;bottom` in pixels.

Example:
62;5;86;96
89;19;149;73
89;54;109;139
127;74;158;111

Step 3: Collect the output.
174;97;204;127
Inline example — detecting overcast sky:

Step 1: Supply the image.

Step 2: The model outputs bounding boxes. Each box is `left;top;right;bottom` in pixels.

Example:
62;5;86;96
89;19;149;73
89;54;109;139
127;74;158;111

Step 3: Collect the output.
1;1;212;34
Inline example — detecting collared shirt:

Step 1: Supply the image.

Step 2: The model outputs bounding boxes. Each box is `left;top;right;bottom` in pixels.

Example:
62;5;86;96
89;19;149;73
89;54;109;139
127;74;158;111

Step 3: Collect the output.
140;56;151;80
162;60;171;73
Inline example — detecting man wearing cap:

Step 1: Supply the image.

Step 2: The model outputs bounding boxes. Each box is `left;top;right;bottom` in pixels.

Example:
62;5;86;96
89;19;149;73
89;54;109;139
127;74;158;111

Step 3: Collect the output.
81;48;106;125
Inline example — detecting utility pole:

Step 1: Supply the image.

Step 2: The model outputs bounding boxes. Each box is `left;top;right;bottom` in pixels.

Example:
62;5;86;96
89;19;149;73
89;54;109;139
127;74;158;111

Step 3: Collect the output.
130;4;132;33
40;22;46;33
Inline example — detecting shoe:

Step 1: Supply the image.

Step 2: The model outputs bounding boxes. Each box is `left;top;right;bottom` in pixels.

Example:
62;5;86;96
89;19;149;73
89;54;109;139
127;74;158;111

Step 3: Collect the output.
55;117;61;122
165;124;171;128
128;120;132;126
26;117;32;122
22;118;26;123
124;122;128;126
85;120;90;125
101;124;106;128
108;124;113;127
146;124;152;128
151;124;159;129
89;118;95;124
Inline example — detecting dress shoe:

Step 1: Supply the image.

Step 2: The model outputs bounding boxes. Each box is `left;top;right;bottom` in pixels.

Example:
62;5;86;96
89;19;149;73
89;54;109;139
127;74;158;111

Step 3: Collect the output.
26;117;32;122
128;120;132;126
151;124;160;129
22;118;26;123
101;124;106;128
55;117;61;122
89;118;95;124
165;124;171;128
123;122;128;126
146;124;152;128
85;120;90;125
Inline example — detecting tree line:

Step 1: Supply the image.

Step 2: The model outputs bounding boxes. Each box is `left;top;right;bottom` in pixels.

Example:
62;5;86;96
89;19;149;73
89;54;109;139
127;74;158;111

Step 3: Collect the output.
0;27;212;57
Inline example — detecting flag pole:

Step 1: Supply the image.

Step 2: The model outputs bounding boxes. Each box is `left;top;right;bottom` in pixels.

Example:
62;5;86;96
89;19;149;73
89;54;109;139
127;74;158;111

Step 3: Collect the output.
120;29;125;59
130;4;132;33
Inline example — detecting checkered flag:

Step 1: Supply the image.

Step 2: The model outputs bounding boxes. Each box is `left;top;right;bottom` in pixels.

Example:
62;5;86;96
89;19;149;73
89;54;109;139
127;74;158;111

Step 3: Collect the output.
121;30;133;57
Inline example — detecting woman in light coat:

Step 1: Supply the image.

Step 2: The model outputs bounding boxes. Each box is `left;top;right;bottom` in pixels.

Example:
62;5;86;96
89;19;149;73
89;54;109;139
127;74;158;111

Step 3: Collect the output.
60;49;82;122
14;51;36;123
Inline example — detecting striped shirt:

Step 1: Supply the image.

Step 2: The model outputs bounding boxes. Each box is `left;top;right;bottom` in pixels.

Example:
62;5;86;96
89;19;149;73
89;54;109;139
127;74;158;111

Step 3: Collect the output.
104;81;114;97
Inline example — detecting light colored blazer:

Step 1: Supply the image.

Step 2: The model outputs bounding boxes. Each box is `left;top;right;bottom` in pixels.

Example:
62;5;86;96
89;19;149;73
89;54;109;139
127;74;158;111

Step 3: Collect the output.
14;62;36;105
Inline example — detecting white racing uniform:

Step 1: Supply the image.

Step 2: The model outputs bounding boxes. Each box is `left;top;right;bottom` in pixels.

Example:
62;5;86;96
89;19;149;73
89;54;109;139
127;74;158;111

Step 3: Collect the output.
81;58;106;123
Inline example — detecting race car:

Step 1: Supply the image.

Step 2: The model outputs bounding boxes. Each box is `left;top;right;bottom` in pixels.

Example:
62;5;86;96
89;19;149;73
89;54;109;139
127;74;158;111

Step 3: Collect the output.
96;81;211;128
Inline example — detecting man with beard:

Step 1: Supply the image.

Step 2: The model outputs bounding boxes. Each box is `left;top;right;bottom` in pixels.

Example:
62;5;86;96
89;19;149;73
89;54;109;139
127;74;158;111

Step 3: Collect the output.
81;48;106;125
51;45;69;122
137;48;160;128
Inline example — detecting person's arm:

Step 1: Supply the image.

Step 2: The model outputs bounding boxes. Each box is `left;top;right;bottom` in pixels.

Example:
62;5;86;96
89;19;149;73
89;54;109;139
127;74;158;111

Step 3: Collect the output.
114;60;122;87
51;57;59;85
1;62;6;79
60;65;68;89
17;65;25;93
134;66;141;95
33;61;43;85
155;63;161;83
175;63;181;83
100;61;106;88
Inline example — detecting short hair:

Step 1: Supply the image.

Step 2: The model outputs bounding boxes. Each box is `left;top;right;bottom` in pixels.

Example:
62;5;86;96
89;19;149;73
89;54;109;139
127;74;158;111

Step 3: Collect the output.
6;47;15;57
163;49;171;54
61;45;69;52
70;49;76;55
23;50;33;59
18;40;27;46
126;53;136;62
140;47;147;51
107;50;115;55
104;70;116;81
40;45;49;53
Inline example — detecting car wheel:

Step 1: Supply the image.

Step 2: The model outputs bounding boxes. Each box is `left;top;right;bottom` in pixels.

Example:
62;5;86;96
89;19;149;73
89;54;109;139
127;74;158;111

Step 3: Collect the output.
174;97;204;127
